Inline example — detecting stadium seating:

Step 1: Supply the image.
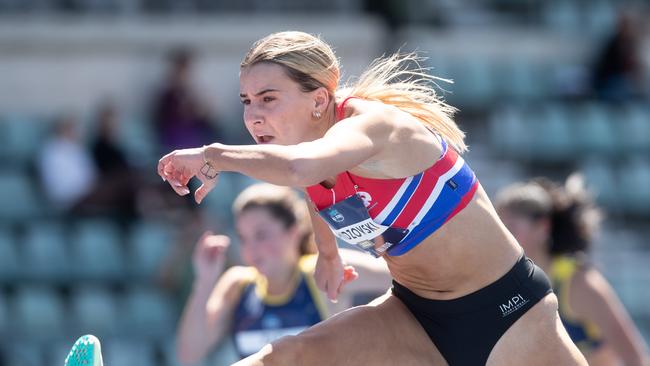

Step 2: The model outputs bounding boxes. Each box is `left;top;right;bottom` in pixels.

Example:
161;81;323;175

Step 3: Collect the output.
22;221;71;282
0;171;41;222
0;228;19;282
69;219;125;281
13;285;66;339
128;221;173;280
69;286;120;336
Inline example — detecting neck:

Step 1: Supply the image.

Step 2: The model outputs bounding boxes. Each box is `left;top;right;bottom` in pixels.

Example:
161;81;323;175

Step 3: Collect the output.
265;261;299;296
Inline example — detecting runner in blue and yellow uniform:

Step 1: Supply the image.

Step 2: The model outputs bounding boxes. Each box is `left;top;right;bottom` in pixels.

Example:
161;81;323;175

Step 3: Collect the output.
497;175;650;366
175;183;390;363
551;254;605;353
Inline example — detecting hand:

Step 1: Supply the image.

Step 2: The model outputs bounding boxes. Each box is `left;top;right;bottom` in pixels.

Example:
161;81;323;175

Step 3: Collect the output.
192;231;230;283
158;146;219;204
314;253;358;302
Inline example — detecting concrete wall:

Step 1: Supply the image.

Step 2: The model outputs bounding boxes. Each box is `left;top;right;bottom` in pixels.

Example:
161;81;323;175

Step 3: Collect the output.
0;15;387;122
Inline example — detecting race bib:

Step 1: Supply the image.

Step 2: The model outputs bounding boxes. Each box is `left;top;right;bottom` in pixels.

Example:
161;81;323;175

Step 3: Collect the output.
319;194;408;257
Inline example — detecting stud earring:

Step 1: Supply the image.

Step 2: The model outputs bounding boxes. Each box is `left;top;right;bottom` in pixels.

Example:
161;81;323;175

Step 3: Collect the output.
313;110;322;119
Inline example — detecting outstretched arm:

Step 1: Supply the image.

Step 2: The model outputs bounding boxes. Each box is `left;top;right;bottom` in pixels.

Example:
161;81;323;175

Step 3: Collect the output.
158;109;395;203
204;110;389;186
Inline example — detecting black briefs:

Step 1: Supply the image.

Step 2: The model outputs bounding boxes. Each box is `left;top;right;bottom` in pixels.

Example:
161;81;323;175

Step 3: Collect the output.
392;255;553;365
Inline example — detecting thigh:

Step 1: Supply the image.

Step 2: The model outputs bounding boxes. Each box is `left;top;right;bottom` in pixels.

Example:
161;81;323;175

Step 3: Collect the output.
487;293;588;366
235;292;447;366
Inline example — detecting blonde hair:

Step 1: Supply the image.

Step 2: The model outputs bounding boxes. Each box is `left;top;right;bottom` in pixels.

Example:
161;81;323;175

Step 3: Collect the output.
241;31;340;94
232;183;316;256
241;31;467;153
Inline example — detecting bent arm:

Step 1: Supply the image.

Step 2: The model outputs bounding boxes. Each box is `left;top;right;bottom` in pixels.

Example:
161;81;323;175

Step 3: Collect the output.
571;268;650;366
176;267;248;365
204;110;393;187
305;198;339;259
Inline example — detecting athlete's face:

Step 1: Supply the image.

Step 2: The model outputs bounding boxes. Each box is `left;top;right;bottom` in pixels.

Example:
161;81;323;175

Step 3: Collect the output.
499;208;550;253
236;207;301;277
240;62;324;145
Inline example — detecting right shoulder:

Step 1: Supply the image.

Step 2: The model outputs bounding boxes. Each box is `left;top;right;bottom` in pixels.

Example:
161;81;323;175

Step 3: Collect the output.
216;265;258;303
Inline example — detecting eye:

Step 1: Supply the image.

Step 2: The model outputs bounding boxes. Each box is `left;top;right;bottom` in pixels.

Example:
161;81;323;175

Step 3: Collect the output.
241;99;250;105
263;96;275;103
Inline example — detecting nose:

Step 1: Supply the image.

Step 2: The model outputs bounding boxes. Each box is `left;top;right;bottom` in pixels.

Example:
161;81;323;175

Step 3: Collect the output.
243;107;263;126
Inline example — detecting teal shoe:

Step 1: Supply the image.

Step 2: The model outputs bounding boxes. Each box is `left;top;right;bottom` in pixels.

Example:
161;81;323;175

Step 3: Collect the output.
64;335;103;366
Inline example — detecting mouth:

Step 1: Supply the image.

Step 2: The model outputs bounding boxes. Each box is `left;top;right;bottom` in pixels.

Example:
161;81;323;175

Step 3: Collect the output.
256;135;275;144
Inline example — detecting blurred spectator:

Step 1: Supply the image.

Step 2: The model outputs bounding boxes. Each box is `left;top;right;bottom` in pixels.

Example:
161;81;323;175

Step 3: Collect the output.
591;12;646;101
38;115;97;211
495;175;650;366
174;184;391;364
91;101;130;176
83;101;140;220
152;47;222;153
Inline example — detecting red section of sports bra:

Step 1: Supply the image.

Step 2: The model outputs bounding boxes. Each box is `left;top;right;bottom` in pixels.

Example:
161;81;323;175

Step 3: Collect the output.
336;96;359;121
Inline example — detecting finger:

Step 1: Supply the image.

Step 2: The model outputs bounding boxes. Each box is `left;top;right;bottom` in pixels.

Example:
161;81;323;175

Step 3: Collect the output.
163;161;175;175
205;234;231;249
327;280;339;302
163;162;185;184
167;180;190;196
178;174;190;187
179;168;192;186
158;153;173;177
162;165;185;188
163;170;180;185
157;160;166;181
195;179;217;204
159;161;171;181
214;235;231;248
171;168;186;185
180;165;194;185
167;178;184;188
198;230;214;245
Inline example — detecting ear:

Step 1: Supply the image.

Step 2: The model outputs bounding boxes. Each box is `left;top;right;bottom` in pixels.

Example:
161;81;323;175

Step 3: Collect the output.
312;86;331;111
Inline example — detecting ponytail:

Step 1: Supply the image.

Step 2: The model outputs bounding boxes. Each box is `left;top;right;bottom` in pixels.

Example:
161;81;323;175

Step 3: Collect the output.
535;174;602;255
339;52;467;153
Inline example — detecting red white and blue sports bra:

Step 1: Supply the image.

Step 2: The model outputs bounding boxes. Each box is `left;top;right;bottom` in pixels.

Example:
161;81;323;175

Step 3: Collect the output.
306;97;479;257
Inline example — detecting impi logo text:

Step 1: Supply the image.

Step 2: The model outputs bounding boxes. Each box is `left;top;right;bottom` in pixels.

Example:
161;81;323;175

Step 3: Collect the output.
499;294;529;317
